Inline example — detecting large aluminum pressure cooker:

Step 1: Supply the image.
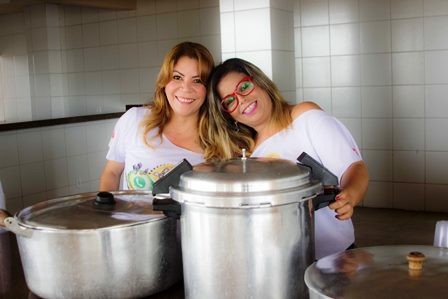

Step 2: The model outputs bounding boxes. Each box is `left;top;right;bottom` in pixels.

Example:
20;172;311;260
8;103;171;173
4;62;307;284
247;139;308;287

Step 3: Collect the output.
305;245;448;298
154;156;338;299
0;191;182;299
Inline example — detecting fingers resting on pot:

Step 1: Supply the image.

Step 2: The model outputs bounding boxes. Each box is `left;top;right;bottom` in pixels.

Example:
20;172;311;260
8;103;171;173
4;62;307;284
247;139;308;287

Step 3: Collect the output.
328;191;354;221
0;209;12;227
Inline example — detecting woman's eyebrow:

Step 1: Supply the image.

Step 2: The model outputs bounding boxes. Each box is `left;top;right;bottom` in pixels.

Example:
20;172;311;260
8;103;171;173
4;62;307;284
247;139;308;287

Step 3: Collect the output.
173;70;184;76
173;70;201;78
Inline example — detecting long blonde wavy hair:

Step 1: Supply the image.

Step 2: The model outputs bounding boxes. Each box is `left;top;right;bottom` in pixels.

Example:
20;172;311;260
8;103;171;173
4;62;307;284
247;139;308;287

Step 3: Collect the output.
205;58;293;159
141;42;216;159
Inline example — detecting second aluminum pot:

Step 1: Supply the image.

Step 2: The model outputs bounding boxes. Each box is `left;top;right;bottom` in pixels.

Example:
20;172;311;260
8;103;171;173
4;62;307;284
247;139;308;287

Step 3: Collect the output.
0;191;182;299
154;157;337;299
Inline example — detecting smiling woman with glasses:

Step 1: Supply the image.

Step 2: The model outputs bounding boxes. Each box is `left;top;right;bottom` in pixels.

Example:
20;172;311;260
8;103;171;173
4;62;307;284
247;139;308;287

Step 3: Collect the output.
206;57;369;260
220;76;255;113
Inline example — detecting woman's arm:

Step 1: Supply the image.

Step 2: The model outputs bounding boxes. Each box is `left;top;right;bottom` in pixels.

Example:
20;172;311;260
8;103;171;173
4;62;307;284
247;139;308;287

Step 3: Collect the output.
99;160;125;191
329;160;369;220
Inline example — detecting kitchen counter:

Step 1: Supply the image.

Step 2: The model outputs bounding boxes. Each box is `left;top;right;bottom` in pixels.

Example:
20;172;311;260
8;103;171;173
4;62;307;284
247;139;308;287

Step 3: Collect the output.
0;230;184;299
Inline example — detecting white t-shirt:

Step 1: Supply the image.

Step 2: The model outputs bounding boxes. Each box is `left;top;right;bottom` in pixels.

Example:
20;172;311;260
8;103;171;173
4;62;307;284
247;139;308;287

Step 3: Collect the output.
106;107;204;191
252;109;362;259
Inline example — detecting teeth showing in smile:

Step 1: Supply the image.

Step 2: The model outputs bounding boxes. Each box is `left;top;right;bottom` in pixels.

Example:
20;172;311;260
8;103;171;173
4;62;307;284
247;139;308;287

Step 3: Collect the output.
176;96;194;103
243;101;257;114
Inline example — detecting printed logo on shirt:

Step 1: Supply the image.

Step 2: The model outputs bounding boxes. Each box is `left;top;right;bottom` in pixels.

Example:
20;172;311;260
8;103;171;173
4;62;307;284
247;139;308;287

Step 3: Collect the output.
126;162;175;190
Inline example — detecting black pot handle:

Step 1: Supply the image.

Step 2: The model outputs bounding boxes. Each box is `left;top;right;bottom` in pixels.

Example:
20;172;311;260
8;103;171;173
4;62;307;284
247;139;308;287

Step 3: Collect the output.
313;187;340;210
152;159;192;195
153;197;181;219
297;152;341;211
297;152;338;186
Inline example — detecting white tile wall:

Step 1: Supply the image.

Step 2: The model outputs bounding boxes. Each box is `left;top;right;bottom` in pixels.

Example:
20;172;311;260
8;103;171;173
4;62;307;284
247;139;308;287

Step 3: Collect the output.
330;23;360;55
331;55;361;86
332;87;361;117
393;183;424;210
271;8;294;52
302;57;331;87
302;26;330;57
360;21;391;54
425;85;448;117
393;85;424;117
359;0;390;21
393;119;424;150
393;150;425;182
426;185;448;212
0;119;117;212
425;50;448;84
0;0;221;212
392;52;424;84
299;0;447;211
362;86;392;118
424;0;448;17
234;9;271;51
391;0;423;19
363;181;393;208
329;0;359;24
426;151;448;184
301;0;329;26
4;0;448;213
391;18;423;51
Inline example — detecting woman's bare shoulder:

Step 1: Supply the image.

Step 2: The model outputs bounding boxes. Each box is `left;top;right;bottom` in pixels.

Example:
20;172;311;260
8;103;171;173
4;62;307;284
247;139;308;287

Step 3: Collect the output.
290;101;322;119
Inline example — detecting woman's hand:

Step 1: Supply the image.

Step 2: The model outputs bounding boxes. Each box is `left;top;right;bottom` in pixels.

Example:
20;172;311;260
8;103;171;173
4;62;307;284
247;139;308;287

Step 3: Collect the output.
328;161;369;221
329;190;356;220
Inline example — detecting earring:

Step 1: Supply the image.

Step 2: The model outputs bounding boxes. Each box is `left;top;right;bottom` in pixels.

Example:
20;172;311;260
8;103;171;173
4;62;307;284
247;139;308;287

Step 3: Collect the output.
234;121;240;133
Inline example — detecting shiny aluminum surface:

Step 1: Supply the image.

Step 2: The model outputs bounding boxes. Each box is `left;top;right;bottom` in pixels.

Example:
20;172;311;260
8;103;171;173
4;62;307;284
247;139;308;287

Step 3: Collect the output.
172;157;322;299
181;200;314;299
305;245;448;299
172;157;322;207
8;191;182;299
18;191;164;230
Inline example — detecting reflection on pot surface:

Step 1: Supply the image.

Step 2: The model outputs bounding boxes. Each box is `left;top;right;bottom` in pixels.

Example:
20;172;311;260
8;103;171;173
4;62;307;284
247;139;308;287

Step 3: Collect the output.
305;245;448;299
154;157;338;299
0;191;182;299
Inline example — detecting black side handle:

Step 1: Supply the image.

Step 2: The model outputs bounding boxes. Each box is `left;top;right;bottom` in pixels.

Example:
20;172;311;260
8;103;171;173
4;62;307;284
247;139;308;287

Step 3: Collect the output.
297;152;341;210
297;152;338;186
152;159;193;195
153;197;181;219
313;187;340;210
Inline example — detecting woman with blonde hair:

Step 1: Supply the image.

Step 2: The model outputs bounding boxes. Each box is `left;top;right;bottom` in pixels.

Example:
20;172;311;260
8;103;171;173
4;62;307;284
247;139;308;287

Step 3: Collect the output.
207;58;369;259
100;41;216;191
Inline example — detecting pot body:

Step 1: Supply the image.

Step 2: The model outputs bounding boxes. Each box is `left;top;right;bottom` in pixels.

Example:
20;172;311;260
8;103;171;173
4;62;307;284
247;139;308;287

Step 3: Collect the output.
16;216;181;299
180;199;314;299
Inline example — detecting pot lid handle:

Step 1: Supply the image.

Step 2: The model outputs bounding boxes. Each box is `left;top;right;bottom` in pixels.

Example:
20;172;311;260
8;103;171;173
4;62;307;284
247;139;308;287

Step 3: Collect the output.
94;192;116;206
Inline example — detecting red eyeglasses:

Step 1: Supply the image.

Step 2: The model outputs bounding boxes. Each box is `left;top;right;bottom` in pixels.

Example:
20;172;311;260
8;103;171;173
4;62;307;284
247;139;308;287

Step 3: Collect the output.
220;76;255;113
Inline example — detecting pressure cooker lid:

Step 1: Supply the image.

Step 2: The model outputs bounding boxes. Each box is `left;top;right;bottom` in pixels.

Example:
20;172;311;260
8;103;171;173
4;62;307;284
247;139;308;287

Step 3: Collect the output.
170;157;322;207
305;245;448;299
17;191;166;230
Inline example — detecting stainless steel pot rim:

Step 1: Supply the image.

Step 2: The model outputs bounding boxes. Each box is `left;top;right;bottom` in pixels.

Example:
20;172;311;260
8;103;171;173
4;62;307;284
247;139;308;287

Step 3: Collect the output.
170;182;322;208
183;158;313;193
16;190;167;230
13;216;172;232
172;157;323;207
